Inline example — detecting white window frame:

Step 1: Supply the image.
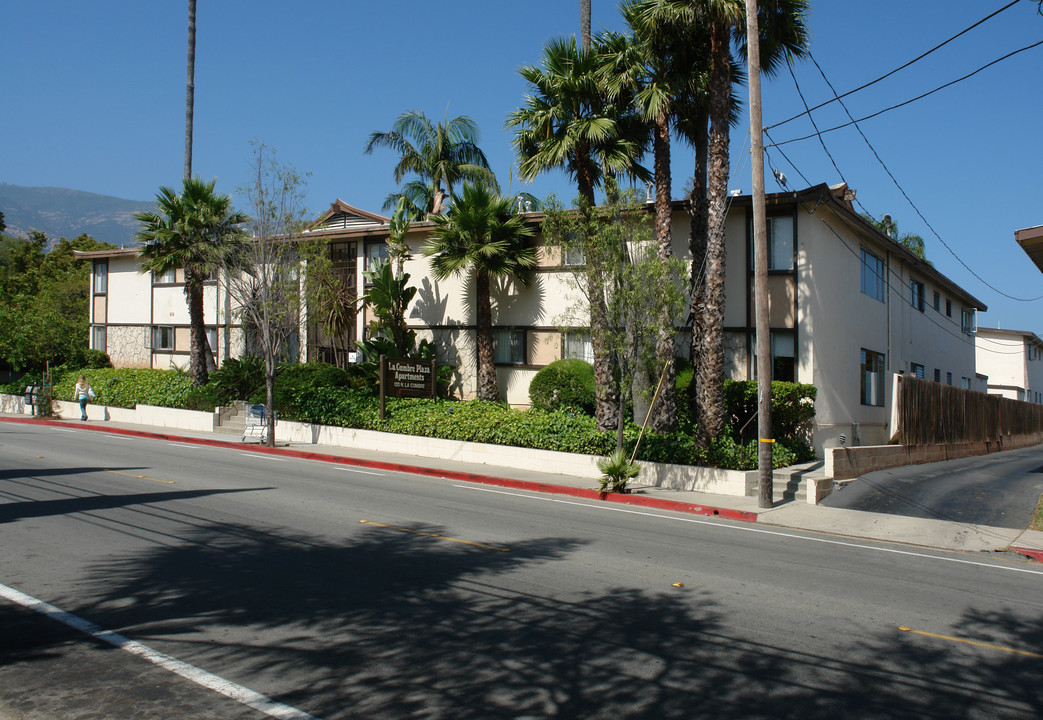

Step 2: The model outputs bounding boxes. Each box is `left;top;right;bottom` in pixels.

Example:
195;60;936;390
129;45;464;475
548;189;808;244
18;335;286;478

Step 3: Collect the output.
563;331;593;363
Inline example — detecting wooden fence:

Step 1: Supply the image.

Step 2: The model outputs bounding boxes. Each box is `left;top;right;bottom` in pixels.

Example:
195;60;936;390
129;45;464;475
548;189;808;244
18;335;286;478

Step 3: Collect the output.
897;375;1043;446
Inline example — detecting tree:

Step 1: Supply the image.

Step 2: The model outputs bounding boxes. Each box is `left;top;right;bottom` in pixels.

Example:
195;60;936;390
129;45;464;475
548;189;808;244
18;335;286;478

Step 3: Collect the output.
507;35;649;432
136;177;248;387
364;110;498;217
581;0;592;49
222;143;312;447
639;0;809;444
184;0;196;180
542;184;684;449
863;213;930;264
422;183;537;402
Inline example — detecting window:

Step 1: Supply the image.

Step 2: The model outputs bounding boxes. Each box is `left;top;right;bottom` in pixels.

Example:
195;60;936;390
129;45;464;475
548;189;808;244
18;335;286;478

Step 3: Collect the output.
751;332;796;381
961;377;971;390
205;327;217;354
564;331;593;363
911;362;925;379
154;268;177;284
93;261;107;294
563;245;586;267
365;243;389;273
91;325;106;352
946;372;953;386
750;215;795;271
152;325;174;351
945;298;952;317
910;279;924;312
961;309;976;334
932;290;940;312
934;368;941;383
860;349;885;406
493;329;525;365
860;248;885;302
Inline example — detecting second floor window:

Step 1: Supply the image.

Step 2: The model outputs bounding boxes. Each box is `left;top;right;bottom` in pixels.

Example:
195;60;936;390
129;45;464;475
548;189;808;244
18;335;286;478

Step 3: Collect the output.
860;248;885;302
154;268;177;284
911;280;924;312
93;261;107;294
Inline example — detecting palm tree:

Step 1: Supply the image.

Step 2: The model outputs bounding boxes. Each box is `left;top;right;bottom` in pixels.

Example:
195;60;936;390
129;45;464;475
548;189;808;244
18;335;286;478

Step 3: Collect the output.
136;177;247;386
422;184;537;402
581;0;592;49
184;0;196;180
364;110;498;217
507;35;648;432
637;0;809;443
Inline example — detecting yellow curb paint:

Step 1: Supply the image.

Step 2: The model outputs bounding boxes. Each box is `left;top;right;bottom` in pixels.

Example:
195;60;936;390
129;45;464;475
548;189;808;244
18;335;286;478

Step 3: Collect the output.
360;519;509;552
898;626;1043;658
106;469;175;484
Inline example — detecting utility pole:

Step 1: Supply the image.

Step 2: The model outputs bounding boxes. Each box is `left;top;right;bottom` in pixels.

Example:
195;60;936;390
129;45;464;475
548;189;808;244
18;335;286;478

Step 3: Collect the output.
745;0;773;508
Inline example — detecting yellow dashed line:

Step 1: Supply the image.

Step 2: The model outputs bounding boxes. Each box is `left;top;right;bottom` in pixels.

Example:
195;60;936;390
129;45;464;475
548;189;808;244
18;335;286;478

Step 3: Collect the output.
898;626;1043;658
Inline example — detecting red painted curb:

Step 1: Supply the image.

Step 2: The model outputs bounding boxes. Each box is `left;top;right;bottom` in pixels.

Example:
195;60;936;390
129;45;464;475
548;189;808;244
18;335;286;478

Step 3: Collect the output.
1;415;758;523
1011;547;1043;563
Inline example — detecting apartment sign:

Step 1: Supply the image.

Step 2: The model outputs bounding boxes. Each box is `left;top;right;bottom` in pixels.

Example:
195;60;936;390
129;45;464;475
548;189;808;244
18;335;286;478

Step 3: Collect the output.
379;355;436;418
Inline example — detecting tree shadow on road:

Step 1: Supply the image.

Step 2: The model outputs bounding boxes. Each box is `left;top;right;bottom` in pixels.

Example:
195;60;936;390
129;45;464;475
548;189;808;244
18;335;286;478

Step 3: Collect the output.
52;519;1043;720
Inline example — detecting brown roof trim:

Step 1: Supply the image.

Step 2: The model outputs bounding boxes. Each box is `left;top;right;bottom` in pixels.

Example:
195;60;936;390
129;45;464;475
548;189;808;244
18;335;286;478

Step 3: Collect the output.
72;248;140;259
1015;224;1043;274
306;199;391;231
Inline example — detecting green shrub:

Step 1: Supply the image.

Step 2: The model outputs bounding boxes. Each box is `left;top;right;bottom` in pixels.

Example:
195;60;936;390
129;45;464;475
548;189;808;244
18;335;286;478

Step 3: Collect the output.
254;362;369;415
183;384;222;412
597;448;640;493
723;380;817;442
52;368;194;409
529;359;595;414
207;355;265;403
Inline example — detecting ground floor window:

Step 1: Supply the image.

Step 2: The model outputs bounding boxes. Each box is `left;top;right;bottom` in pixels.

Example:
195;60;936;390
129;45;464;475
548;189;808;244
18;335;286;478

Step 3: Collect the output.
861;348;885;406
911;362;925;379
563;331;593;363
91;325;106;352
750;332;796;382
493;329;525;365
152;325;174;351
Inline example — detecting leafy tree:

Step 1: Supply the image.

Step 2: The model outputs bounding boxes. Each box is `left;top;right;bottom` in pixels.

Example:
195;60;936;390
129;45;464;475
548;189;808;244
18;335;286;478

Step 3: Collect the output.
422;183;537;401
507;35;649;432
222;143;312;447
542;184;684;449
364;110;497;217
862;213;930;264
136;177;248;387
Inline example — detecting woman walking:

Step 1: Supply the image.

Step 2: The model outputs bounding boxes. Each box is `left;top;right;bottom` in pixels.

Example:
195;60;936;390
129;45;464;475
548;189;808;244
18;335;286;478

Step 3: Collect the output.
73;375;92;421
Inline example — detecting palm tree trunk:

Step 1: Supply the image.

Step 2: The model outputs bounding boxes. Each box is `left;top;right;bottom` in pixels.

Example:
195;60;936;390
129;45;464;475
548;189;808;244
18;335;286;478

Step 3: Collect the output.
185;276;209;386
687;105;709;421
474;268;499;401
580;0;591;50
651;113;678;434
184;0;196;181
697;24;732;445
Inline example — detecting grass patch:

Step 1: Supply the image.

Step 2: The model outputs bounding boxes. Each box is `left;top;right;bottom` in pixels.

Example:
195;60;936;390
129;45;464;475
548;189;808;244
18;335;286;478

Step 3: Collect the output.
1032;492;1043;531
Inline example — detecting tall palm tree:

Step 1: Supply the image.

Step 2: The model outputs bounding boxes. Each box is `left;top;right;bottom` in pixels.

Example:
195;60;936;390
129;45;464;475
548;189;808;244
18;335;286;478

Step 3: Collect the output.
364;110;498;217
136;177;247;386
600;2;691;433
638;0;809;443
422;183;537;402
184;0;196;180
581;0;592;49
507;35;648;432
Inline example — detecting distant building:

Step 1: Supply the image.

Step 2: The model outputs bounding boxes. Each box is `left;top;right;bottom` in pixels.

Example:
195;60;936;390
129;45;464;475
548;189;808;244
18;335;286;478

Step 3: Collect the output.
975;327;1043;404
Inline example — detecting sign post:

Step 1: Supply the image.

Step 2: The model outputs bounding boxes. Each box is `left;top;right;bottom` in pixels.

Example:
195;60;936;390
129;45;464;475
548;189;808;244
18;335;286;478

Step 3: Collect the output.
379;355;437;420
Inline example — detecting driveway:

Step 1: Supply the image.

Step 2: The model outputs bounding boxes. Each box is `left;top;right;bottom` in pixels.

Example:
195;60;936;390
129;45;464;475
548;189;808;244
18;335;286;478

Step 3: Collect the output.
821;445;1043;528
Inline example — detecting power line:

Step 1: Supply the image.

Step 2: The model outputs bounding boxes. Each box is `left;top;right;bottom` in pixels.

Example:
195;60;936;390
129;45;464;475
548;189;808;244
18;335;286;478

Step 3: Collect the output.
767;39;1043;149
766;0;1023;131
788;49;1043;303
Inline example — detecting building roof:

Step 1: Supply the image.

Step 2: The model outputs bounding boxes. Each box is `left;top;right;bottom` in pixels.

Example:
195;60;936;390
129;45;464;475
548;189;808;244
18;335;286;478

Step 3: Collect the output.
1015;225;1043;274
975;326;1043;346
72;247;140;259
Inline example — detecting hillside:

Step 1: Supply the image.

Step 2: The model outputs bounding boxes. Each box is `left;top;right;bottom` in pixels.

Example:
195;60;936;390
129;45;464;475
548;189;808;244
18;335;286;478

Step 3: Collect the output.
0;183;155;248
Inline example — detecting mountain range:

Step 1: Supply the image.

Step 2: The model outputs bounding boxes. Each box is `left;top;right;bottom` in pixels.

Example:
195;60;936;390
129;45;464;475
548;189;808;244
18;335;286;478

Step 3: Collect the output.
0;183;155;248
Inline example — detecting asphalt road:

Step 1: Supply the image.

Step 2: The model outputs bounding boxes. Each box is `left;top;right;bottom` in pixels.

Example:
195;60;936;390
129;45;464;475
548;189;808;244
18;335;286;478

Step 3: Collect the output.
822;445;1043;527
2;421;1043;719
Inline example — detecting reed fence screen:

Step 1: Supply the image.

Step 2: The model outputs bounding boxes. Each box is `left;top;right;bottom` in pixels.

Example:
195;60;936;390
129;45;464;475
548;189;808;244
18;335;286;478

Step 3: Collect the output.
897;375;1043;446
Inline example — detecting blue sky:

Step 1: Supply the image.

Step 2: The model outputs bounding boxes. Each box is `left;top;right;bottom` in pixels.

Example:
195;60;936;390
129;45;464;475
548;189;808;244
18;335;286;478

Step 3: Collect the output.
3;1;1041;333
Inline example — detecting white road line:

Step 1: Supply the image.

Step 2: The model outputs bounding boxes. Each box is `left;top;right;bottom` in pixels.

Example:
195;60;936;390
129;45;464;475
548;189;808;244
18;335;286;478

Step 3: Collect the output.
103;434;131;441
168;443;198;449
454;484;1043;577
52;429;77;433
336;467;383;476
0;582;320;720
239;453;287;462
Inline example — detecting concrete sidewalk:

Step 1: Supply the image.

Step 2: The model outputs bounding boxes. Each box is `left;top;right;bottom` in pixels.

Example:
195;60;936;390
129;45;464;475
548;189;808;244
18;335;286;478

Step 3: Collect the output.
4;413;1042;560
